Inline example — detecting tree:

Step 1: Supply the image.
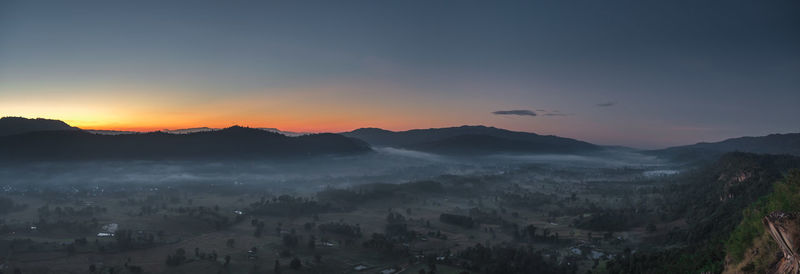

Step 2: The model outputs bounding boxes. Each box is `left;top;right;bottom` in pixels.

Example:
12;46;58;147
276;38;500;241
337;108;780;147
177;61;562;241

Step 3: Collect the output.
525;225;537;241
89;264;96;272
274;259;281;274
646;223;657;233
290;257;301;270
308;236;316;249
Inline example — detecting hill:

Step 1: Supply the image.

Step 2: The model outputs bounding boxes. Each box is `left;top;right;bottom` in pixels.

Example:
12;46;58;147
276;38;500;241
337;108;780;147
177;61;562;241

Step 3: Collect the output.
723;171;800;273
604;152;800;273
0;116;79;136
652;133;800;161
0;126;370;161
342;125;599;155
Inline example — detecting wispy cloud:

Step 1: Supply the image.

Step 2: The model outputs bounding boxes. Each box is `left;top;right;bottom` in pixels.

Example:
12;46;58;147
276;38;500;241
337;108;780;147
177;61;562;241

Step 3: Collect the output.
493;109;571;117
492;110;537;117
596;102;615;107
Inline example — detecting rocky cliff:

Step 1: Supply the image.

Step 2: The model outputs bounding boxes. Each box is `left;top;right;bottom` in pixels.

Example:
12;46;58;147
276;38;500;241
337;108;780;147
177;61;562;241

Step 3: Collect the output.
763;211;800;274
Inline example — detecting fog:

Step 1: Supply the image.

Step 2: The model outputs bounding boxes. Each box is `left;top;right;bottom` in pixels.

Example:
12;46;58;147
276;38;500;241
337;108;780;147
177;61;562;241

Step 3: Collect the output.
0;148;675;194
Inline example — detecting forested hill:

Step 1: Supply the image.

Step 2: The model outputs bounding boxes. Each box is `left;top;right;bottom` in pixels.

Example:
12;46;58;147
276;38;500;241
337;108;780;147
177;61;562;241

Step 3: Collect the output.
342;125;600;155
604;152;800;273
0;116;79;136
651;133;800;162
0;126;371;161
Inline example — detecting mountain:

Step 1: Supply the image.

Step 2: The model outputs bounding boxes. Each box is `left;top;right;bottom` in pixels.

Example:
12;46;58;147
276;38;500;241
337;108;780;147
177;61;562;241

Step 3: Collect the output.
0;116;79;136
652;133;800;161
0;126;370;161
162;127;216;134
87;127;306;136
342;125;599;155
85;129;139;135
257;128;308;137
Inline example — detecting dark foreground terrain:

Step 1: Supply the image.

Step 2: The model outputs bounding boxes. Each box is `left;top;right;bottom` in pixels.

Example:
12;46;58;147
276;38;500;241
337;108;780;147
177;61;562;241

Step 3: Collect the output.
0;152;797;274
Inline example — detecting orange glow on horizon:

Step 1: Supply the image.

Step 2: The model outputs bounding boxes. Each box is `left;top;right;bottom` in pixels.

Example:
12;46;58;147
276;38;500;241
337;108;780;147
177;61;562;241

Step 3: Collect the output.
0;83;588;142
67;118;472;134
1;82;510;134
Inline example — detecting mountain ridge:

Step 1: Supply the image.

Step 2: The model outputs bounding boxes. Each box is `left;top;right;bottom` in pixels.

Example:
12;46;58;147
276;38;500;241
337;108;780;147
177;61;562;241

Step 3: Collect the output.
342;125;600;155
0;125;370;161
0;117;79;136
652;132;800;161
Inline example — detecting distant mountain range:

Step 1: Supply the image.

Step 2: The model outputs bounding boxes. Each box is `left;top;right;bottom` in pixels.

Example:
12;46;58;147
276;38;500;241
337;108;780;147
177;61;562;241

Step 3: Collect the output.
0;117;369;160
5;116;796;160
342;125;600;155
88;127;306;136
0;117;79;136
651;133;800;161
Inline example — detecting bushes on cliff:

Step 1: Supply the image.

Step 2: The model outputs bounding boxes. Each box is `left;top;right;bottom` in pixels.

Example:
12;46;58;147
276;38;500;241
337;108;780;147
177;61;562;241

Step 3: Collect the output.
725;169;800;262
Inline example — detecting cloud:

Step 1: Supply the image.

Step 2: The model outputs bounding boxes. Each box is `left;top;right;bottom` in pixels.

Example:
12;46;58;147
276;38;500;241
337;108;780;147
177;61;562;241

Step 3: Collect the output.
596;102;615;107
541;109;570;116
492;110;537;117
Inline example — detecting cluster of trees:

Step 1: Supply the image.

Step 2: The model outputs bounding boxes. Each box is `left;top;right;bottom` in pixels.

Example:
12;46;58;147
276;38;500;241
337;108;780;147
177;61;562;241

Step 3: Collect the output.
251;218;266;237
455;244;576;274
468;207;503;225
317;181;444;211
362;233;406;253
165;248;188;266
249;195;329;217
604;244;724;274
573;209;651;232
318;222;362;237
384;212;421;241
114;230;157;250
282;234;300;247
386;212;406;224
165;247;222;267
37;205;106;218
0;196;26;214
511;224;562;243
500;191;553;209
29;218;98;234
171;205;239;231
440;213;474;228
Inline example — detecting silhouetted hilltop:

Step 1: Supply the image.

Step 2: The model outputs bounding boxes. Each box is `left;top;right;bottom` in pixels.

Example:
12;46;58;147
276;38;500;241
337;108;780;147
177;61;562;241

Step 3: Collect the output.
343;125;599;155
652;133;800;161
0;125;370;161
0;117;79;136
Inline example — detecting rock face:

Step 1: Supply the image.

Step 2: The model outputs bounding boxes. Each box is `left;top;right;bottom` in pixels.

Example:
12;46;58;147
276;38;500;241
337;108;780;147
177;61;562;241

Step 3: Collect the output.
763;211;800;274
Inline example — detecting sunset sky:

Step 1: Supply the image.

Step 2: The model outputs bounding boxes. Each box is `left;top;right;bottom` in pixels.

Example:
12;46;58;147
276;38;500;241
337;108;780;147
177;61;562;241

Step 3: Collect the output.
1;1;798;148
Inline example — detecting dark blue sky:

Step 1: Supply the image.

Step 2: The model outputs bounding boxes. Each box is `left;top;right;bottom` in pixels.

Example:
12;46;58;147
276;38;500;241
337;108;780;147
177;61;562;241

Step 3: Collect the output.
1;0;798;148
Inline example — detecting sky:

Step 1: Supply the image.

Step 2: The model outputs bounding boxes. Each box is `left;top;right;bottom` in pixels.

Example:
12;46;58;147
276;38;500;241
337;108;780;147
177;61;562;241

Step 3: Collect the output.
0;0;798;148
